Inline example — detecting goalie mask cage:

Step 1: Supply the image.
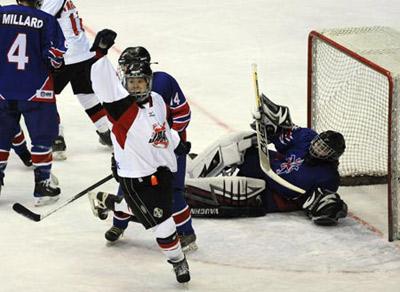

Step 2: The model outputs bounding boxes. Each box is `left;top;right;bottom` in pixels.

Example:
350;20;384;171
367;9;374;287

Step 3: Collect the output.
307;26;400;241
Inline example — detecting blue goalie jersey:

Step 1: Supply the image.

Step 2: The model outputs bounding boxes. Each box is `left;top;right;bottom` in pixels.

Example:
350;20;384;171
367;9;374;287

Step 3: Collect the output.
0;5;66;102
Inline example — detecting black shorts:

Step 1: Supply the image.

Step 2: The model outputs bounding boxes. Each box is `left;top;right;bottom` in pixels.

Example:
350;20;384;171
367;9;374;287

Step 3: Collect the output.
52;58;95;95
119;167;174;229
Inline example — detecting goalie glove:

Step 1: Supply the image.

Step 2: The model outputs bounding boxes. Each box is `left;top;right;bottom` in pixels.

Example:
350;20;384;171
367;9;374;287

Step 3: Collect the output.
90;29;117;55
252;94;293;139
303;188;348;226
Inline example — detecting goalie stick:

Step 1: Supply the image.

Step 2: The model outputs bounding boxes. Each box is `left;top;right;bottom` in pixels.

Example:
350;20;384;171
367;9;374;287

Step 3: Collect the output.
251;63;305;194
12;174;114;222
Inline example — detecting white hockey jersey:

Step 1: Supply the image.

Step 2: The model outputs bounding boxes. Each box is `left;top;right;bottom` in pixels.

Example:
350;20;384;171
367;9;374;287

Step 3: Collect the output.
90;56;179;178
41;0;94;65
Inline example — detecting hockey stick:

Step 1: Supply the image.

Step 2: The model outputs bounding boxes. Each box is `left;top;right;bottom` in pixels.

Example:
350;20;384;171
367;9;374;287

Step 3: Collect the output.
12;174;114;222
251;64;305;194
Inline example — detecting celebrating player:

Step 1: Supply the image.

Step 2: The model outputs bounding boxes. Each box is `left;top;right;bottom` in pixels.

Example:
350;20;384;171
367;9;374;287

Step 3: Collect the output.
39;0;112;160
0;0;66;205
92;47;197;252
87;30;191;283
184;94;348;226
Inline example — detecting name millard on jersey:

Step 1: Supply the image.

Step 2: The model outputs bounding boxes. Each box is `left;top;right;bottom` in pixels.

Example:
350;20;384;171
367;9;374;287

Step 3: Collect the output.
148;123;169;148
2;14;43;29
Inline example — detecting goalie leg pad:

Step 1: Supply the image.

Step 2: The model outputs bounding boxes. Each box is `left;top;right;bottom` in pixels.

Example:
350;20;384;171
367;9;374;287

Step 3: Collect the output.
184;176;266;218
186;131;257;178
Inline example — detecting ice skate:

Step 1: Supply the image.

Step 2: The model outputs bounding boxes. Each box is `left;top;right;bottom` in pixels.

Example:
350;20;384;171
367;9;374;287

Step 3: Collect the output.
96;130;112;147
52;135;67;161
168;256;190;283
105;226;125;242
179;233;198;253
34;179;61;206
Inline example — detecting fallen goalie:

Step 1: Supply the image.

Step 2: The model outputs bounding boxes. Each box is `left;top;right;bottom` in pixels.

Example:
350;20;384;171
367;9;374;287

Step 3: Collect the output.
184;94;348;226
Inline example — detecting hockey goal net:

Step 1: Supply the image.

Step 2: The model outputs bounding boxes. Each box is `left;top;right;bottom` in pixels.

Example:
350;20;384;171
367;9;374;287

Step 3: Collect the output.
307;26;400;241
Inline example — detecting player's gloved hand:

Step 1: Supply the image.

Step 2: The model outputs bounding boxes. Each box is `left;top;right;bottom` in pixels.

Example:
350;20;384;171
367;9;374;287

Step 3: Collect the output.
48;47;65;70
111;153;119;182
174;141;192;156
252;106;278;139
90;29;117;55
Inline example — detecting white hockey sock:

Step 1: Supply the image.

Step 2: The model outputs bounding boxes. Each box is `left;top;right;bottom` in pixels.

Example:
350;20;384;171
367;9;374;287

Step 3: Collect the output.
152;217;184;263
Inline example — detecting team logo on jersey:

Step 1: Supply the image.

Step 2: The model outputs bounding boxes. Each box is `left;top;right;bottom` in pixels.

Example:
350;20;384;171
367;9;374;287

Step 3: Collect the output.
153;207;163;218
149;123;169;148
276;154;304;174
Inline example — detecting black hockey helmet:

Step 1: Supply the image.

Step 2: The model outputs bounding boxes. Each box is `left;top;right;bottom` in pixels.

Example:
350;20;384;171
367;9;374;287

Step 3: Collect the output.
309;130;346;161
118;46;151;67
118;47;152;103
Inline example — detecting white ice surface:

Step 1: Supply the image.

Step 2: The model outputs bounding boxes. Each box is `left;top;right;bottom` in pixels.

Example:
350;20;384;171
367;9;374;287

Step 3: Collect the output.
1;0;400;291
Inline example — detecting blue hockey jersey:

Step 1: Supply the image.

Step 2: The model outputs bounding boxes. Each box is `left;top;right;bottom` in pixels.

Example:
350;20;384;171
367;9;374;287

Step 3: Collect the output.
152;72;191;137
238;127;341;212
0;5;66;102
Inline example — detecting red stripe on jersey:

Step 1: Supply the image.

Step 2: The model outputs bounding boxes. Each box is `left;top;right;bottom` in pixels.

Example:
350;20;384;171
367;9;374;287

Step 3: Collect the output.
171;102;190;131
31;152;52;164
158;236;180;250
111;104;139;149
0;151;10;162
30;76;55;102
172;120;190;132
173;206;192;225
12;131;25;145
49;47;65;58
90;108;107;123
171;102;190;119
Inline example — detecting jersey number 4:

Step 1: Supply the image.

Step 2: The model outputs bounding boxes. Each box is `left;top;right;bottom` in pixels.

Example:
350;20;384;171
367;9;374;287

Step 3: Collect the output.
7;34;29;70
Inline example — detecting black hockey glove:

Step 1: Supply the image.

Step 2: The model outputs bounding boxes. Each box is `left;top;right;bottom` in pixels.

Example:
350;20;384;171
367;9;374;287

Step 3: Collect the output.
90;29;117;55
111;153;119;182
174;141;192;156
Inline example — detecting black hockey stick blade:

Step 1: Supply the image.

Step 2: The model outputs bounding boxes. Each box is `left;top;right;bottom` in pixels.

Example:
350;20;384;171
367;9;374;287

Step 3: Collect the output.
12;203;41;222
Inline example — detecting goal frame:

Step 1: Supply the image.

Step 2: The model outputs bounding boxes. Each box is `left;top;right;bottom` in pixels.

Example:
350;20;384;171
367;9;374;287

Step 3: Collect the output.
307;29;399;241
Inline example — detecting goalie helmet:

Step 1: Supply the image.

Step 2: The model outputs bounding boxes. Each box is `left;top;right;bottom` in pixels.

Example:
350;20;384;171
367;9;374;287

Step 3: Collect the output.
309;130;346;161
303;188;348;226
118;47;152;103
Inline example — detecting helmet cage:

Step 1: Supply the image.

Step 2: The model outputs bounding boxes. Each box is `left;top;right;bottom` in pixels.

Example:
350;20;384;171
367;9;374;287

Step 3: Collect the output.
120;62;152;103
309;135;337;161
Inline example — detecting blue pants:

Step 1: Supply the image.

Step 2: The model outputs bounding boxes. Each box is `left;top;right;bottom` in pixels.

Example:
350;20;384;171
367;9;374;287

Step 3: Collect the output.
0;100;58;183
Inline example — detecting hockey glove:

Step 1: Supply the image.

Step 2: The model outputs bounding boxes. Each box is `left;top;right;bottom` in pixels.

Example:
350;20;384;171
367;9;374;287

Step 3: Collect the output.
175;141;192;156
111;153;119;182
302;188;348;226
90;29;117;55
48;46;65;70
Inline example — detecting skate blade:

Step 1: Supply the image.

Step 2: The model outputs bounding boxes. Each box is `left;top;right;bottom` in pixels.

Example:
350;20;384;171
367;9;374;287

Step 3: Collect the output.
53;151;67;161
34;195;60;207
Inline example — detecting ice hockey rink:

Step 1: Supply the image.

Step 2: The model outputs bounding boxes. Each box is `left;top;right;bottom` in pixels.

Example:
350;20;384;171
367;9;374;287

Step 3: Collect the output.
1;0;400;291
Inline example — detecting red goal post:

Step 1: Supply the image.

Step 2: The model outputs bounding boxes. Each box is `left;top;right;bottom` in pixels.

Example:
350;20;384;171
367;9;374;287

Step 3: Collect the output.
307;26;400;241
